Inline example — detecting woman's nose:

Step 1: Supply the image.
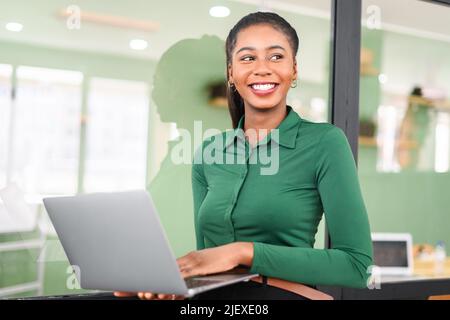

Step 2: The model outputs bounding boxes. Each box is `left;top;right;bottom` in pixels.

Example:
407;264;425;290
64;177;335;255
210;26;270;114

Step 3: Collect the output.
253;60;272;76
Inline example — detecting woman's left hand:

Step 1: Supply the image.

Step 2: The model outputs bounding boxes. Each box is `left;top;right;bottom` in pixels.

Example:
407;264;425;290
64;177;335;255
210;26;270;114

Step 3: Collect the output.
177;243;242;279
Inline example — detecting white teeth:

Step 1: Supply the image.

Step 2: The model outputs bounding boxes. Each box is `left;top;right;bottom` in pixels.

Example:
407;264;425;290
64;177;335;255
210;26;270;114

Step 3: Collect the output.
251;83;276;91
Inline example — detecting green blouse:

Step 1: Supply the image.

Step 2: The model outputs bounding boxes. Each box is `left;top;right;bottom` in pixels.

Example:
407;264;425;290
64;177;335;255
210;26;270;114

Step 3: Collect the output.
192;106;373;288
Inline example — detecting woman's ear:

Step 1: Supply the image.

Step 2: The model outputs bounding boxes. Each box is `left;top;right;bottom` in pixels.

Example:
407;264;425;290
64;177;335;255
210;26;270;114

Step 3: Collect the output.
293;59;298;80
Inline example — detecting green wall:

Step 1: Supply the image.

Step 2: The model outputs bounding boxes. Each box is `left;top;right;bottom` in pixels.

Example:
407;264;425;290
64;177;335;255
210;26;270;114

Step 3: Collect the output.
359;143;450;246
359;28;383;120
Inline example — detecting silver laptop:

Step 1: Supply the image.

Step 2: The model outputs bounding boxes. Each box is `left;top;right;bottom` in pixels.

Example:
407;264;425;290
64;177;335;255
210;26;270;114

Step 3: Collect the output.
43;190;258;298
371;233;425;283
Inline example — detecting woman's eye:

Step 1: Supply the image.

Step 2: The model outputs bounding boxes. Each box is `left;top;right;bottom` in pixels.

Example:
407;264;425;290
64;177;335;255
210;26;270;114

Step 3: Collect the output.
240;54;283;62
241;56;254;62
270;54;283;61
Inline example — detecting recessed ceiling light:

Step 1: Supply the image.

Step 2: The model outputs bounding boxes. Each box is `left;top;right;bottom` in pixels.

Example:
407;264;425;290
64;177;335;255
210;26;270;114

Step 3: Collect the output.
129;39;148;50
5;22;23;32
209;6;230;18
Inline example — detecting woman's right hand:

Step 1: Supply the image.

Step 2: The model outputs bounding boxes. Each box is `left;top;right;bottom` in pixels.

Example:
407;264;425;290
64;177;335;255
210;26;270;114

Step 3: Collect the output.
113;291;185;300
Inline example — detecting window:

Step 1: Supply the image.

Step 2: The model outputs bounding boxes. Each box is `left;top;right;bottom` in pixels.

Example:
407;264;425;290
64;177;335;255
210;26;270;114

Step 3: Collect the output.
10;66;83;195
0;64;12;188
83;78;149;192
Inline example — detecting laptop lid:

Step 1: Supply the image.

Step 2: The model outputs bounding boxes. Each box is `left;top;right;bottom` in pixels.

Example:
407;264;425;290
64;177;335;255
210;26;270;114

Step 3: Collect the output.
43;190;190;295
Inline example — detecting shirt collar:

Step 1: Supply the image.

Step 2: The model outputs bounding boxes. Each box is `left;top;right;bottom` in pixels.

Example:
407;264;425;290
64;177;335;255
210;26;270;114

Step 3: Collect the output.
223;105;301;150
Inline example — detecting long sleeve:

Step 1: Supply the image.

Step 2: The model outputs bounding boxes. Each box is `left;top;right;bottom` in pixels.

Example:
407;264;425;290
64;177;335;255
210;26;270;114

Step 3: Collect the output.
249;126;373;288
192;158;208;250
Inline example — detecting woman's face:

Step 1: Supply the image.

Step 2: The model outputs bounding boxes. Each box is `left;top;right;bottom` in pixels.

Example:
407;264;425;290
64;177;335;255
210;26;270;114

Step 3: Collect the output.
228;23;297;112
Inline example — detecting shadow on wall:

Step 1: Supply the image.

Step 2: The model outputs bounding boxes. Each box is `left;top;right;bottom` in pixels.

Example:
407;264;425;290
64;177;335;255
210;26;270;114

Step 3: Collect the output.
148;35;232;257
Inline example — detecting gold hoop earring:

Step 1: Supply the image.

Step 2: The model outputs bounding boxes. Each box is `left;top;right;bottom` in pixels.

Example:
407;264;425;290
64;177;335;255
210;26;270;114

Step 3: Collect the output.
290;79;297;88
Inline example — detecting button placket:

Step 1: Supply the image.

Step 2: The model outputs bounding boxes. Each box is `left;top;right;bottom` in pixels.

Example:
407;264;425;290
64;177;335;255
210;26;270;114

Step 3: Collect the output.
224;138;250;240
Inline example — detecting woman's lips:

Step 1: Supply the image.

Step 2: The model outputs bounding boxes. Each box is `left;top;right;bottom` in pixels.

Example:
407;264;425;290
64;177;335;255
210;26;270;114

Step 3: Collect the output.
248;83;279;96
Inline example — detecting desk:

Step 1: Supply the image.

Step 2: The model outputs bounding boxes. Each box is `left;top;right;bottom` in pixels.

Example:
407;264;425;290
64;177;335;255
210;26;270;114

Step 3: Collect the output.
8;260;450;300
324;277;450;300
11;277;450;300
319;258;450;300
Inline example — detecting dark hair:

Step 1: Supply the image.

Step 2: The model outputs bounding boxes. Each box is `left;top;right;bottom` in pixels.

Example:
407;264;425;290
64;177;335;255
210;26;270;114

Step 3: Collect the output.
225;12;299;128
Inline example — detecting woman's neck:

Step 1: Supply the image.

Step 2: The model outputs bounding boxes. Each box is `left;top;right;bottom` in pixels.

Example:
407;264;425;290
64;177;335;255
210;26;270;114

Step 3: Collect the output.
243;103;288;145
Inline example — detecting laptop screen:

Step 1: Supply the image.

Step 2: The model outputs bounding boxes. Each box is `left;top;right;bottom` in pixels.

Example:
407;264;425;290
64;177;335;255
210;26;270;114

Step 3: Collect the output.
373;240;409;267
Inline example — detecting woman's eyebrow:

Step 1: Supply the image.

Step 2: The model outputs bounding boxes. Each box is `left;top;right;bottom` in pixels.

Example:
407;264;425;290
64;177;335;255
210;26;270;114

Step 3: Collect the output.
235;45;286;54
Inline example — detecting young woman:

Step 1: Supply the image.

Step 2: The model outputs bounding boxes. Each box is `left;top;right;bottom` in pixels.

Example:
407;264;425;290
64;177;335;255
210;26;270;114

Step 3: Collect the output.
115;11;373;300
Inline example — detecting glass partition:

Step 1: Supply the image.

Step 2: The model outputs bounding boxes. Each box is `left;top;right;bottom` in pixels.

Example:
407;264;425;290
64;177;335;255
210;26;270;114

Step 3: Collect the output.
0;0;332;298
359;0;450;277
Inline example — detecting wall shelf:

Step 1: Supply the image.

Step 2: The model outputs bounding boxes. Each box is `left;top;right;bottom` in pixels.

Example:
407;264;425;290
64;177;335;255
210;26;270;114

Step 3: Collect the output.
409;96;450;111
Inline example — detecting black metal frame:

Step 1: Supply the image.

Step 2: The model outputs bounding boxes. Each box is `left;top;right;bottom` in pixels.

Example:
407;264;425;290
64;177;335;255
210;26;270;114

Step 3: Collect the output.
325;0;362;253
322;0;450;300
329;0;362;162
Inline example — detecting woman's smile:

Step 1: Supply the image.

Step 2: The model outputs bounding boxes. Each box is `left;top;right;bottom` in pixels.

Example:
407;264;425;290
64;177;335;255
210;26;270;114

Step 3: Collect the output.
248;82;279;96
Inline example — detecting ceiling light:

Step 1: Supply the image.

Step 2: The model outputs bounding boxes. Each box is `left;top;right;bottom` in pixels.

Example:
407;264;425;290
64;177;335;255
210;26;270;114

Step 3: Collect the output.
5;22;23;32
129;39;148;50
209;6;230;18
